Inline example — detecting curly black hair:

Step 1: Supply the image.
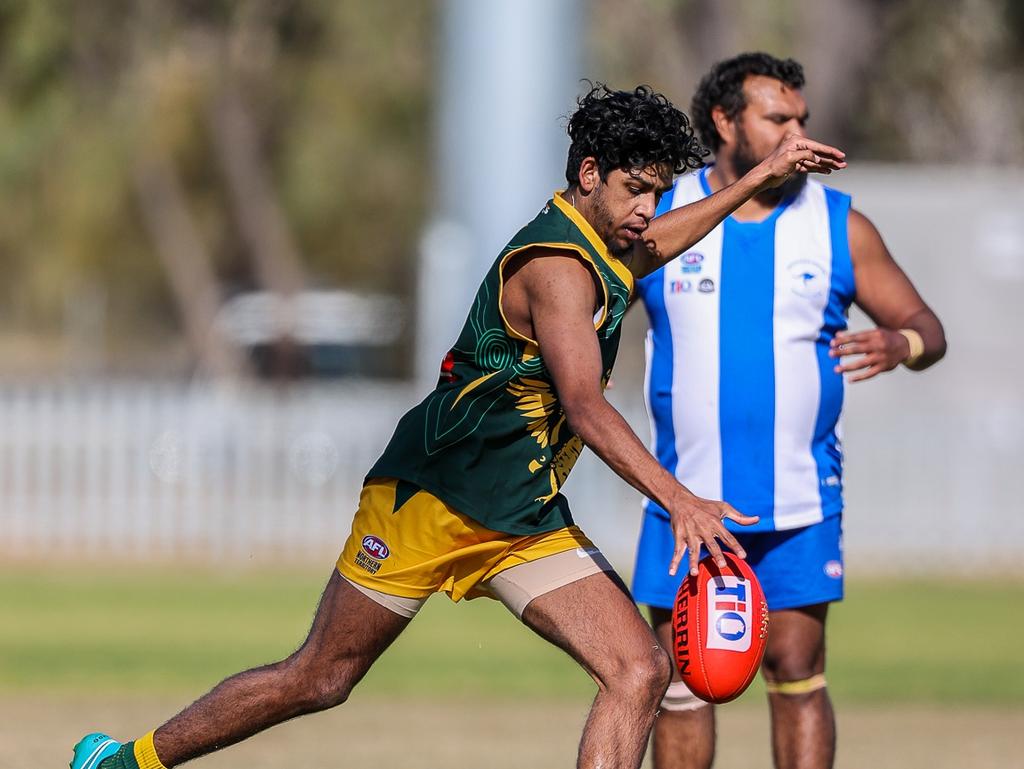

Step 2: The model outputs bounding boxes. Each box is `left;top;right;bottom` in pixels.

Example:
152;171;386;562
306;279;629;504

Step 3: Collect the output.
691;53;805;152
565;83;706;186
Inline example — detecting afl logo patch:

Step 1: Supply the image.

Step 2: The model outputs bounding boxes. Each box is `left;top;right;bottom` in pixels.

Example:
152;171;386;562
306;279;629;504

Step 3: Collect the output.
788;260;827;298
681;252;704;273
361;535;390;560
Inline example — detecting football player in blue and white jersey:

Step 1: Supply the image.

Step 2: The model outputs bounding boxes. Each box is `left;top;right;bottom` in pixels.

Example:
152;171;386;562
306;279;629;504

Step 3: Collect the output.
632;53;946;769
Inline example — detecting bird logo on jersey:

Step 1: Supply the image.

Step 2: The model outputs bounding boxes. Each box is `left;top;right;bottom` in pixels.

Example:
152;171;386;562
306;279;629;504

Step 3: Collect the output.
788;260;827;298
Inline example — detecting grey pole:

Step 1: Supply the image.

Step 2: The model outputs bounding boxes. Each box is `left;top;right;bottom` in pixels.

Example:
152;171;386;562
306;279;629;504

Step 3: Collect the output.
416;0;583;388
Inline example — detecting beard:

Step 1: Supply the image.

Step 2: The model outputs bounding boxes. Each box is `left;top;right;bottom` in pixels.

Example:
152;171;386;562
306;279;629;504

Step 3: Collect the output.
591;190;632;257
733;125;808;203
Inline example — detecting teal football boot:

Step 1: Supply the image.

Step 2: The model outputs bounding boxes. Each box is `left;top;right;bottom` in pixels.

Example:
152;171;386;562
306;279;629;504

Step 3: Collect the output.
71;733;121;769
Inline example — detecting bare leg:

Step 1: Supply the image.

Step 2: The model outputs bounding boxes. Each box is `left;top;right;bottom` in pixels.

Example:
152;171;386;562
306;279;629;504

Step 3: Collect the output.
153;571;411;767
762;604;835;769
648;607;715;769
520;571;672;769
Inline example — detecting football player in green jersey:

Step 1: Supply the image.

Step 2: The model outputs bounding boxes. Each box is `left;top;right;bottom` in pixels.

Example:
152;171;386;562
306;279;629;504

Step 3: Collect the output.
72;85;843;769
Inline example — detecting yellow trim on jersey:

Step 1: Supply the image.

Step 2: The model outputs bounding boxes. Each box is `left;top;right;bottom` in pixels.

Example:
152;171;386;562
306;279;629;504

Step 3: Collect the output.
497;241;609;346
552;191;636;296
337;479;597;602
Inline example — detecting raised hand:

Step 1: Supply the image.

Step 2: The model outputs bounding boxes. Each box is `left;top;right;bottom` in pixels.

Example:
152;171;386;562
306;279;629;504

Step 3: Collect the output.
755;132;847;191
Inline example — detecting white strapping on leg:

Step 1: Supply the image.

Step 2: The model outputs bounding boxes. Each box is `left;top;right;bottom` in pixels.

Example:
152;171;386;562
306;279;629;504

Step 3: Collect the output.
661;679;709;711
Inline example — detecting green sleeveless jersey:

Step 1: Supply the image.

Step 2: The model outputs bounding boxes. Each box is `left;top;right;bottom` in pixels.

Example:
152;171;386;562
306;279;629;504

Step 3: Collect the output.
368;192;635;535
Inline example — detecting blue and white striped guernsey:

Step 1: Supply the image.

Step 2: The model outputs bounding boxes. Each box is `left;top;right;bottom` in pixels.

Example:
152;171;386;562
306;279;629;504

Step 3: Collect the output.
638;166;856;532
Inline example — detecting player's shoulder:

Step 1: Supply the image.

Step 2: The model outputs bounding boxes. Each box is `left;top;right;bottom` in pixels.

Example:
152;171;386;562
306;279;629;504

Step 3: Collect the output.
808;180;872;233
846;206;885;255
812;192;886;266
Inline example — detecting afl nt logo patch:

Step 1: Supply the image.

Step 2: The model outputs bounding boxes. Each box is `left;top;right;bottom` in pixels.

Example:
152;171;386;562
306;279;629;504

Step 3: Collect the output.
355;535;390;575
361;535;390;560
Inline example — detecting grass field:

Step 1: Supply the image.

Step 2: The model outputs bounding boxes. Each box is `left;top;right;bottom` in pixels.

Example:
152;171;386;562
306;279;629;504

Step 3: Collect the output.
3;566;1023;768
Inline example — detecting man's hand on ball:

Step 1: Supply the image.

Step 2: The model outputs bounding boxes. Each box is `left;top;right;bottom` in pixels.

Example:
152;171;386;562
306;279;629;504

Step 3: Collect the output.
666;490;759;577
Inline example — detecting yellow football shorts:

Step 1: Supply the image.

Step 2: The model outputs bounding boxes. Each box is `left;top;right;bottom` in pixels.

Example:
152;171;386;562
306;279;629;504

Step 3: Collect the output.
336;478;597;603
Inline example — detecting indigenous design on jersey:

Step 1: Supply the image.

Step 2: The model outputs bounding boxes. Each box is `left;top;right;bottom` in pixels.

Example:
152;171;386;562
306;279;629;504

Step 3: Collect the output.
506;373;575;503
508;376;561;451
369;192;634;535
638;167;855;532
420;282;545;456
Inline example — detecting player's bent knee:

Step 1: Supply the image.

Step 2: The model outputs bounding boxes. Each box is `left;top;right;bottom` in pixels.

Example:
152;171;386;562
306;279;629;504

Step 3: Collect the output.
284;665;356;712
660;679;710;712
303;674;355;711
277;654;357;711
764;674;828;696
651;645;673;695
627;645;672;702
601;644;670;702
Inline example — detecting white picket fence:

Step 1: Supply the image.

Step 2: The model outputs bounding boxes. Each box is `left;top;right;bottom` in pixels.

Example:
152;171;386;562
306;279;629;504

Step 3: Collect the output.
1;371;1021;574
0;380;415;563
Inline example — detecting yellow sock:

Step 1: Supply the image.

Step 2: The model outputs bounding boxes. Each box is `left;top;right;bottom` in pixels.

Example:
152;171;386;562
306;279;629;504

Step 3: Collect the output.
133;731;168;769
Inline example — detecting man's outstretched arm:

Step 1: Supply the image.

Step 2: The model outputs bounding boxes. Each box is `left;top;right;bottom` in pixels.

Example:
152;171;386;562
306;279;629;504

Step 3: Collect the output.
631;133;846;278
515;250;758;577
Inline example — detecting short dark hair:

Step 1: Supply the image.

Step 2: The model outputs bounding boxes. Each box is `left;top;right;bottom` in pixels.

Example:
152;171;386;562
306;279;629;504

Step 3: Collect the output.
691;53;805;152
565;83;705;185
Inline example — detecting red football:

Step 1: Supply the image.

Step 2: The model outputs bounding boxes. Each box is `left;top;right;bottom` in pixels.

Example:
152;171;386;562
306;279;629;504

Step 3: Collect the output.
671;552;769;704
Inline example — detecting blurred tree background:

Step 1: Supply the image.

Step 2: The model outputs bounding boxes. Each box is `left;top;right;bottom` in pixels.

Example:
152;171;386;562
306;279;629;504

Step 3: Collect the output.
0;0;1020;378
0;0;434;377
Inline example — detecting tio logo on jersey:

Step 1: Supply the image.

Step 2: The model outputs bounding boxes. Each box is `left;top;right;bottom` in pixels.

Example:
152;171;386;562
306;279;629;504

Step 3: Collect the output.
705;576;752;652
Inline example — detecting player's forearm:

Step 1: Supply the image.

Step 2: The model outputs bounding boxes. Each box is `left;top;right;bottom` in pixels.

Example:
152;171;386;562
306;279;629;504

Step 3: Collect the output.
900;307;947;370
564;397;690;512
639;173;760;271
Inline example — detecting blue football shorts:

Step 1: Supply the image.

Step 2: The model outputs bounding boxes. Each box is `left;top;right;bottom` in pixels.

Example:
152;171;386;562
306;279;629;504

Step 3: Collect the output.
631;507;844;612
